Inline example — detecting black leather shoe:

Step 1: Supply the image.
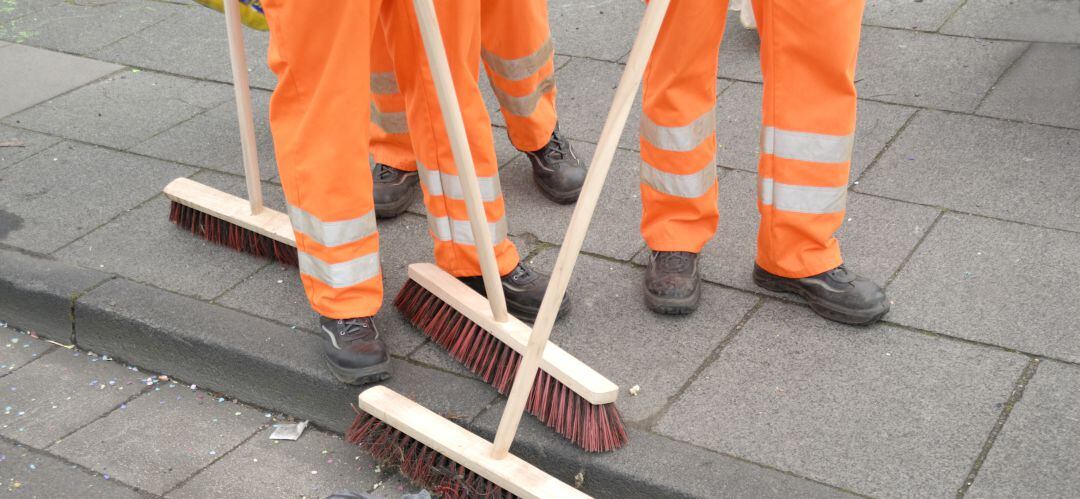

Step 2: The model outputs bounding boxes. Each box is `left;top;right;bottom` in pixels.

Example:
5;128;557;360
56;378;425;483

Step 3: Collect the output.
372;163;419;219
459;263;570;323
644;251;701;315
523;124;586;205
752;264;889;325
320;316;391;385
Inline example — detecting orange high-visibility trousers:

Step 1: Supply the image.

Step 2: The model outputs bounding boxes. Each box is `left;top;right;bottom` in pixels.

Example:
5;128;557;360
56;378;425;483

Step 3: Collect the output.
263;0;519;319
369;0;558;171
640;0;864;278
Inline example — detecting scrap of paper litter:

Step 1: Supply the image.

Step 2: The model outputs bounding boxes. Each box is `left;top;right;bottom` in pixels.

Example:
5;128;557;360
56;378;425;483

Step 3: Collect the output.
270;420;309;440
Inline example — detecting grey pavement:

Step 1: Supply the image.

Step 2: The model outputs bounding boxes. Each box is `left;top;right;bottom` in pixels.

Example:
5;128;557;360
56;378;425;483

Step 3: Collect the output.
2;1;1080;497
0;325;415;498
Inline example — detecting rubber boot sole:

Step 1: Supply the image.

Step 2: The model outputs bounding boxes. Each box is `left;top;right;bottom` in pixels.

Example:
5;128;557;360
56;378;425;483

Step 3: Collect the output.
533;172;581;205
374;187;419;219
644;278;701;316
325;359;392;386
752;271;889;326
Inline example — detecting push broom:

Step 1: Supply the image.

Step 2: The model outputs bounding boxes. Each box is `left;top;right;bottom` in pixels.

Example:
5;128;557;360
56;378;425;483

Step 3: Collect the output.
164;0;626;454
163;0;297;265
349;0;671;495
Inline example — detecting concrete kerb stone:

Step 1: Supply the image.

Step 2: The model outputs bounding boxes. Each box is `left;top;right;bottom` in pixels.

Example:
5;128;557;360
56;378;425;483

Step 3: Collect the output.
0;264;818;497
0;248;111;343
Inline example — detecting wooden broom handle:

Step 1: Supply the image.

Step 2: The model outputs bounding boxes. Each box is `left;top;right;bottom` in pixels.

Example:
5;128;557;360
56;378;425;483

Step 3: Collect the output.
223;0;264;215
413;0;510;323
492;0;671;458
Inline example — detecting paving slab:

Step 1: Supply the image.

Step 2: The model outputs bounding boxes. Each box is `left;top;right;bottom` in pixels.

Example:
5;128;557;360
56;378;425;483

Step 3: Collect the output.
967;360;1080;498
0;0;182;54
76;278;497;435
941;0;1080;44
863;0;966;31
714;81;916;180
57;171;282;301
549;0;642;62
501;140;648;261
0;328;50;377
0;124;61;171
91;3;277;91
655;301;1028;498
472;402;856;499
716;10;763;83
448;248;757;424
0;0;61;25
49;385;265;495
0;43;121;118
978;44;1080;130
0;439;147;498
0;348;146;448
855;26;1027;112
132;89;277;179
857;110;1080;233
887;213;1080;363
633;170;940;299
0;247;109;343
167;426;415;499
555;57;731;152
0;141;195;253
4;70;232;150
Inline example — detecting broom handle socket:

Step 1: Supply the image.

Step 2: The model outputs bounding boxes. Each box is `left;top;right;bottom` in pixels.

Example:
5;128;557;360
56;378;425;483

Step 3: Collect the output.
413;0;509;323
224;0;264;216
491;0;671;458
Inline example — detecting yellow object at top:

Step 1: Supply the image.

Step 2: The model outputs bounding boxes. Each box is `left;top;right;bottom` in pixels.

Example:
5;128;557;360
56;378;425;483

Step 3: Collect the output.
192;0;268;31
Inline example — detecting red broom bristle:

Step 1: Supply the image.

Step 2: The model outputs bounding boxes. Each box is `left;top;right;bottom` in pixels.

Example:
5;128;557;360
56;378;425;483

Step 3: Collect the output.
169;201;298;266
347;412;516;499
394;279;629;453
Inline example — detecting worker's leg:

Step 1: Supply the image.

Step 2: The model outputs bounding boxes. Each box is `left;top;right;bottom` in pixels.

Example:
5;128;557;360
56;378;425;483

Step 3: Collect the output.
379;0;518;277
639;0;727;315
263;0;391;383
750;0;888;325
481;0;586;205
480;0;557;152
263;0;383;319
751;0;862;278
370;25;417;173
639;0;726;253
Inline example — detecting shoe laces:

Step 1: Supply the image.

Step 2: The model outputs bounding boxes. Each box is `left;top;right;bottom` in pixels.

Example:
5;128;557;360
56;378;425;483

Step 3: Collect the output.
823;264;856;283
538;129;574;164
505;264;539;285
655;251;694;272
373;163;399;182
335;318;377;339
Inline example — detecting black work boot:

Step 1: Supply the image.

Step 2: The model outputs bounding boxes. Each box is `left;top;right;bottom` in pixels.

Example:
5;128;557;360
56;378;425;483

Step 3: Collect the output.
320;316;391;385
460;263;570;323
372;163;419;219
523;124;587;205
644;251;701;315
752;264;889;325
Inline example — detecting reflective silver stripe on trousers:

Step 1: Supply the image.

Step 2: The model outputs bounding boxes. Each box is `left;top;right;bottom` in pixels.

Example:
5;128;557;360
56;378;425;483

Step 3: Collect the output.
298;251;381;289
371;72;399;95
288;205;377;248
759;178;847;214
761;126;854;164
640;162;716;198
416;165;502;202
482;38;554;81
370;103;408;134
640;108;715;153
428;216;509;246
492;75;555;117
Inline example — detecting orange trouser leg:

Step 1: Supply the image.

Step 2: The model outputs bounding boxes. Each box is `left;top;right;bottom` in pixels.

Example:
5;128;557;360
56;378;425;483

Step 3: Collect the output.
639;1;726;253
379;0;519;277
480;0;558;152
262;0;384;319
369;26;417;172
752;0;864;278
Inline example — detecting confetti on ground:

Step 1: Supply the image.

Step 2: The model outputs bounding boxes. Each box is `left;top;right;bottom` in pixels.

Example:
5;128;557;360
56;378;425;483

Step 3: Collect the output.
629;385;641;396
